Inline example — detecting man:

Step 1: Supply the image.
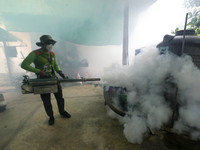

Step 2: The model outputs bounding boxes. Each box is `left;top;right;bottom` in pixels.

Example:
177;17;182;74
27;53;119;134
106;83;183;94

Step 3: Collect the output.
21;35;71;125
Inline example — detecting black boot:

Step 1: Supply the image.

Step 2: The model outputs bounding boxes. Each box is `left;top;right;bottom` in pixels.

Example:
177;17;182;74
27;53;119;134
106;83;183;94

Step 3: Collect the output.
60;111;71;118
49;116;55;125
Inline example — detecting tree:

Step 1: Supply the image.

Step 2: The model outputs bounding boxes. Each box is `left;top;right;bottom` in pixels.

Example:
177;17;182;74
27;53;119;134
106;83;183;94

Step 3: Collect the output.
171;1;200;35
187;10;200;35
184;0;200;8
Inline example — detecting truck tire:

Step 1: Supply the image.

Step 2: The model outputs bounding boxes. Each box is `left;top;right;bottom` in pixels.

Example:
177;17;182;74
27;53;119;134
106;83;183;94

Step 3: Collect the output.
103;86;126;117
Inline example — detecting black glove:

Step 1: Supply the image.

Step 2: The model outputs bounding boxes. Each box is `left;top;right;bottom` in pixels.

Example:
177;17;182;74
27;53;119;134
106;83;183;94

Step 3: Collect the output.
39;70;48;76
59;72;66;78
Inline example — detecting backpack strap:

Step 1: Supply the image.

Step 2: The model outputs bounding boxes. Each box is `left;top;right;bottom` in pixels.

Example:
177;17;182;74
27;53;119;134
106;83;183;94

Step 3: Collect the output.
33;49;42;55
49;53;55;75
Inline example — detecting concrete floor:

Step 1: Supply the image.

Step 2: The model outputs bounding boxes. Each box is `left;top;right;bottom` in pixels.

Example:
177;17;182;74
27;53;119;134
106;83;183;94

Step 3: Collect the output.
0;85;136;150
0;84;200;150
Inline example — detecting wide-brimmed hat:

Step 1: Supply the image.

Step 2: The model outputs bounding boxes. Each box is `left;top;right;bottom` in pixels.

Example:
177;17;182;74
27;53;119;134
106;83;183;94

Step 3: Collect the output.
36;35;56;46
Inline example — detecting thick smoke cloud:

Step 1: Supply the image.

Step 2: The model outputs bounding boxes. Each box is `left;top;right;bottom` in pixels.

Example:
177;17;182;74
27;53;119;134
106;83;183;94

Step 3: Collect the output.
102;46;200;143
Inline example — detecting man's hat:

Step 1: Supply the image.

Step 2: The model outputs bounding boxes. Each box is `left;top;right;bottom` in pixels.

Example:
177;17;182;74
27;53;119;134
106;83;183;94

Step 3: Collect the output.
36;35;56;46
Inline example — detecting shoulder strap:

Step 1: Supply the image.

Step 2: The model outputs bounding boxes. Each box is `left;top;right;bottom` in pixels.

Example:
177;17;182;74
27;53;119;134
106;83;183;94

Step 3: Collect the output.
50;51;55;56
33;49;42;55
49;53;55;75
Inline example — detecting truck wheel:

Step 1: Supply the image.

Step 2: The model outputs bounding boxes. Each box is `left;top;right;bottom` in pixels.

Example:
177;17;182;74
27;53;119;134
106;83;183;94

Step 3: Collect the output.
103;86;126;117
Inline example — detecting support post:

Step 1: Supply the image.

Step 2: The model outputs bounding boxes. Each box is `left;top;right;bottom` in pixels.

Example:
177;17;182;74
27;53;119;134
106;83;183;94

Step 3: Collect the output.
122;0;129;65
3;41;13;85
171;13;188;128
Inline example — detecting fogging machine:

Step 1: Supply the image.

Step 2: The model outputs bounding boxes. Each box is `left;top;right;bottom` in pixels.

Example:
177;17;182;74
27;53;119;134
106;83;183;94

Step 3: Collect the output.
21;75;100;94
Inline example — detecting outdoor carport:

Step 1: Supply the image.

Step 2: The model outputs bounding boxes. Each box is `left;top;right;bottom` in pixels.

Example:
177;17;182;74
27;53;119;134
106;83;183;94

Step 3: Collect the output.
2;0;200;150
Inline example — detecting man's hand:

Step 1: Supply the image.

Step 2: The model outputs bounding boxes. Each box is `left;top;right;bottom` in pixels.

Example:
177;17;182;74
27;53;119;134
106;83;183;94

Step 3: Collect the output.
59;72;66;78
39;70;48;76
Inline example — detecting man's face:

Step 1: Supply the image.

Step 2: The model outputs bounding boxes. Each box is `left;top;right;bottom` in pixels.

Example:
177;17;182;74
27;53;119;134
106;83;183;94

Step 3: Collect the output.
42;41;55;51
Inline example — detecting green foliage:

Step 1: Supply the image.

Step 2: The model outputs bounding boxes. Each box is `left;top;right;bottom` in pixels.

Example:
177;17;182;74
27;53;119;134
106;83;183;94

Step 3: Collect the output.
171;0;200;35
171;27;179;34
187;9;200;34
184;0;200;9
171;9;200;35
